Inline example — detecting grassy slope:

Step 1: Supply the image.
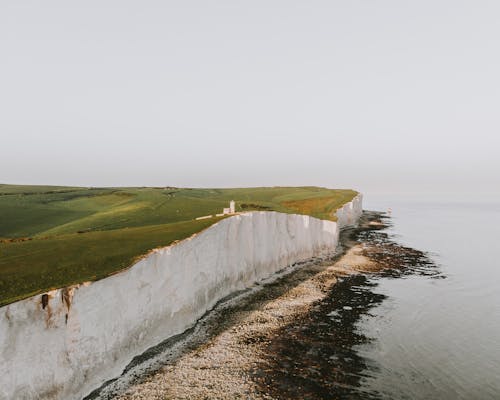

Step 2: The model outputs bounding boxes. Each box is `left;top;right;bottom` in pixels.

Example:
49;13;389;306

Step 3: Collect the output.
0;185;358;306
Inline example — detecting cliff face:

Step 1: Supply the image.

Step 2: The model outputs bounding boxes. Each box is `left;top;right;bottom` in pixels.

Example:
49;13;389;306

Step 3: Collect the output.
335;194;363;227
0;195;362;400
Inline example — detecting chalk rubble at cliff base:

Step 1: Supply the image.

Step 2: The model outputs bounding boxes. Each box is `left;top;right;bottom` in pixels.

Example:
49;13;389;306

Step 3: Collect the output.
0;195;362;400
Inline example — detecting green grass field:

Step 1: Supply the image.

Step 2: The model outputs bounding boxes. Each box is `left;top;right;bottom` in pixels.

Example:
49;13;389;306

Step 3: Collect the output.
0;185;357;306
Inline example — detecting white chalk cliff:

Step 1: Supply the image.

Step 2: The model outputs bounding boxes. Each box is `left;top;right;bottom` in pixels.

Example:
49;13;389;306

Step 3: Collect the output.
0;195;362;400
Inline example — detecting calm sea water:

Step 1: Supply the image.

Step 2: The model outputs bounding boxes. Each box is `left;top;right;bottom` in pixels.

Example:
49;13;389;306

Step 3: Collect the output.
357;198;500;399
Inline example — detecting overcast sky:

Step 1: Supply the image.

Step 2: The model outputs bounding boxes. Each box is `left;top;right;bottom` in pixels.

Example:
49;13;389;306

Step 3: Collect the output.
1;1;499;199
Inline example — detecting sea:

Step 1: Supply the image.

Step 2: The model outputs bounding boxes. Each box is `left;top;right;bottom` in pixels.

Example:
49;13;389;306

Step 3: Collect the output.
354;196;500;399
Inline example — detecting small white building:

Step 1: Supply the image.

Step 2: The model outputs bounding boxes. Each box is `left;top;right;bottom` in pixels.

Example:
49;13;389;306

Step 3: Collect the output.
222;200;236;215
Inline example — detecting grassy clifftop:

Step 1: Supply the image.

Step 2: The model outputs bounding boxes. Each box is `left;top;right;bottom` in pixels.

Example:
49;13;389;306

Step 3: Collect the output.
0;185;358;306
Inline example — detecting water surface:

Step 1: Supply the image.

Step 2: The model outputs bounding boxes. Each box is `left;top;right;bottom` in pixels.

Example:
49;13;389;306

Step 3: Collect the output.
358;198;500;399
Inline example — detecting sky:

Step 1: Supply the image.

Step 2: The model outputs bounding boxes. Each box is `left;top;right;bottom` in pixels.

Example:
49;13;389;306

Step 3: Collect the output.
1;1;499;200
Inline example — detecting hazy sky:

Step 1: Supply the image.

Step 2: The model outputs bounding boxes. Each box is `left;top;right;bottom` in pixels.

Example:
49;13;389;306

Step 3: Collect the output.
1;1;499;199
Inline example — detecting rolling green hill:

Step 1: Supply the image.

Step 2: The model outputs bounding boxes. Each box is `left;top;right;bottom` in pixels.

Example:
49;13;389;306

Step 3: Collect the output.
0;185;357;306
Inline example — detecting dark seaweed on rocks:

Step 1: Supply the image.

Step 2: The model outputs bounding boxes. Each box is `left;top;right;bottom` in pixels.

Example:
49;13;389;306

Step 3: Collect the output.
252;275;385;400
252;212;442;400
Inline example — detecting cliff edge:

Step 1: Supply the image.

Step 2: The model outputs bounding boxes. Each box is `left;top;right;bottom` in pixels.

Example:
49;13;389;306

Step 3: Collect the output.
0;195;362;400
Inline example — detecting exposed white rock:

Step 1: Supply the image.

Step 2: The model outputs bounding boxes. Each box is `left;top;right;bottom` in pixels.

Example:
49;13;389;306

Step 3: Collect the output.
0;195;362;400
335;194;363;227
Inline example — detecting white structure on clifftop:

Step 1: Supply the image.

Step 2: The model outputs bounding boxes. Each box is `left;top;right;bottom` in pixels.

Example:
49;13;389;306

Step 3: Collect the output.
223;200;236;215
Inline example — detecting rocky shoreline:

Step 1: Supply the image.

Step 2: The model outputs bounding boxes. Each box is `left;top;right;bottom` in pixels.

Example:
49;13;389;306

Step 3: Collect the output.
91;211;435;400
